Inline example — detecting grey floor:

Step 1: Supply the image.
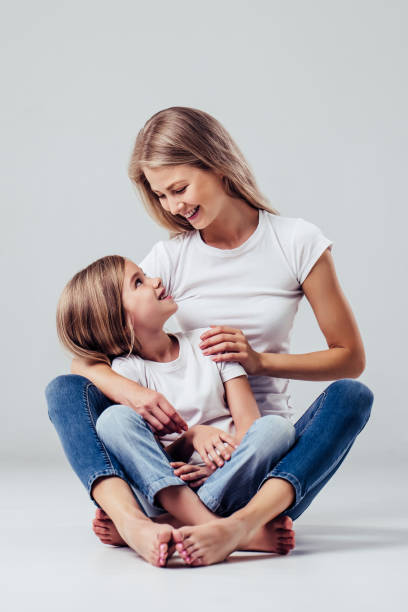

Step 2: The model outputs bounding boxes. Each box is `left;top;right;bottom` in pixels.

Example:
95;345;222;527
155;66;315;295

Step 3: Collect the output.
2;459;407;612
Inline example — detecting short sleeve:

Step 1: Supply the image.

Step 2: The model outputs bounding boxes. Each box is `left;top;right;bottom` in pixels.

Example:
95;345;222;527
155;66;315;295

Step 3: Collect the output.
292;218;333;285
138;241;172;292
111;355;144;385
216;360;247;383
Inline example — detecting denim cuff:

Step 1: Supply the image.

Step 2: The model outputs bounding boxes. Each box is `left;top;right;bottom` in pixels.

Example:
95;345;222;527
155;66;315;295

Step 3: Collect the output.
87;468;133;508
146;475;186;510
257;470;302;513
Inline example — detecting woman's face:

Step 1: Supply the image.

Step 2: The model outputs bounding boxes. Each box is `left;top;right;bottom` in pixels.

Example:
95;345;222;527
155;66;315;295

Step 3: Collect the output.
122;260;177;334
143;165;226;230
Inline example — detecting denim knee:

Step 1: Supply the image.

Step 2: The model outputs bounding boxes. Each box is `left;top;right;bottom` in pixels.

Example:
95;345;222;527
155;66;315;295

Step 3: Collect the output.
250;415;296;457
46;374;93;422
325;379;374;430
96;404;146;438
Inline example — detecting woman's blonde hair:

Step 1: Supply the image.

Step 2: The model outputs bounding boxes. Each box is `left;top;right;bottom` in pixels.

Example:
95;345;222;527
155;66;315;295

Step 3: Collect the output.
57;255;139;365
128;106;279;235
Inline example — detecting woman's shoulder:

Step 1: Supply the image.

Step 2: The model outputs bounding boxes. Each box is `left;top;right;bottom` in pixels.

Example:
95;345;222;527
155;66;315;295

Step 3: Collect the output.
262;210;329;244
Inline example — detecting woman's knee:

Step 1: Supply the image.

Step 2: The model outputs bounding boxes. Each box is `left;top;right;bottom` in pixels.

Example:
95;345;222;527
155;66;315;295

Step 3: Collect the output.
45;374;92;421
326;378;374;428
45;374;112;424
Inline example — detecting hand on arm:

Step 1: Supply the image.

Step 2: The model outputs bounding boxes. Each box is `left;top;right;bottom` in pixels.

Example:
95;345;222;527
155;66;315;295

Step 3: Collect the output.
70;357;188;435
199;250;366;381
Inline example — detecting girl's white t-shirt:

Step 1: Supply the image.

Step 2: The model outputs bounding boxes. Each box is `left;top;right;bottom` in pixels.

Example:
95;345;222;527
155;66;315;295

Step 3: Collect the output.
139;210;333;420
112;328;246;465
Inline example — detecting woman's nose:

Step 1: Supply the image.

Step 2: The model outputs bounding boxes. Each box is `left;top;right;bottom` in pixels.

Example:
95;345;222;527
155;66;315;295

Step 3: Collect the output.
168;196;184;216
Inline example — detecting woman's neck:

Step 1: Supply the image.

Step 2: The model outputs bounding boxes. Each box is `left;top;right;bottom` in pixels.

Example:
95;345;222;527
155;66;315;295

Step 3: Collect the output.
137;330;179;363
200;200;259;249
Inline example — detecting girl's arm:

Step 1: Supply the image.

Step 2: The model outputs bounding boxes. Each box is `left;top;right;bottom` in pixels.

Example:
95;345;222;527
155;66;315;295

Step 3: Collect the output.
71;357;188;435
224;375;261;445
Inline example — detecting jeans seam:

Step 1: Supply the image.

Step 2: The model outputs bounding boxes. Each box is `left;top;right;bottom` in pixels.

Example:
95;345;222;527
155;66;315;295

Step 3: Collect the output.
83;382;121;488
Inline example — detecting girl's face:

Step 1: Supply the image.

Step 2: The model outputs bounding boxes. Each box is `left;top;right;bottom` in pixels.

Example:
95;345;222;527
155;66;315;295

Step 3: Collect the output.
143;164;226;230
122;260;177;333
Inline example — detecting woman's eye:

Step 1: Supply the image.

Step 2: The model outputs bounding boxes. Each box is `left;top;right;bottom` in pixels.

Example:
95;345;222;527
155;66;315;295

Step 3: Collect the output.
175;186;186;194
135;278;142;288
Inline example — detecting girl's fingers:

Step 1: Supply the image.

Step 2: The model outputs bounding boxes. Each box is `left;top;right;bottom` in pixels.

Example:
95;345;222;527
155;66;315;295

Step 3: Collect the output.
213;440;231;461
174;464;200;476
189;478;208;488
170;462;185;468
207;443;224;467
198;447;217;469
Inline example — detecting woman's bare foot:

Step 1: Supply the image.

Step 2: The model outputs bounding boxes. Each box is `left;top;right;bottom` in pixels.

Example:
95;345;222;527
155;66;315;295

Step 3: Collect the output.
93;508;127;546
173;515;295;566
92;508;174;567
241;516;295;555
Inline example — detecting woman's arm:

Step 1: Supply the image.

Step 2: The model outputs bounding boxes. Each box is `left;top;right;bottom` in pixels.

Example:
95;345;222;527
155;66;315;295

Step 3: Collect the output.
224;375;261;444
199;249;366;381
258;249;366;380
71;357;188;434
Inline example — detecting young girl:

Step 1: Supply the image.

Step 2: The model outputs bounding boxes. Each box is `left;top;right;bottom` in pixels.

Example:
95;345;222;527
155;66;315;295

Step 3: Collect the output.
56;254;296;565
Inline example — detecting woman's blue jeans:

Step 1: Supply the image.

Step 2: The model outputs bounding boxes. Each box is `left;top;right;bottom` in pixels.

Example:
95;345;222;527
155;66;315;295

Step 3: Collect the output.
45;376;373;521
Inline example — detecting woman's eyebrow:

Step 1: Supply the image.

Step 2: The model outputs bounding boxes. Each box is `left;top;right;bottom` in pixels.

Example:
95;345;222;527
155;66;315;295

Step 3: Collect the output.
151;180;184;194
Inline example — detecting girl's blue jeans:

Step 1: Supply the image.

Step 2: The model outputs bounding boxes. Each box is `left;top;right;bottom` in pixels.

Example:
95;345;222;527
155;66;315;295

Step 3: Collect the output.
95;408;296;517
45;376;373;521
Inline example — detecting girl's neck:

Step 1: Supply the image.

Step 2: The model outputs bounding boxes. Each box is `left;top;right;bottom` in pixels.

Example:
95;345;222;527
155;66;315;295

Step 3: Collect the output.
200;200;259;249
137;329;179;363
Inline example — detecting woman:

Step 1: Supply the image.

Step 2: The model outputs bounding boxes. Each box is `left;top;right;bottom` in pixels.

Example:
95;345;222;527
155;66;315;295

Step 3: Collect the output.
46;106;373;567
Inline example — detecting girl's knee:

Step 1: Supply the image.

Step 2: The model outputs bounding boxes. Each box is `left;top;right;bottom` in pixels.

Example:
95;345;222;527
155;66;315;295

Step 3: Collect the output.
252;415;296;449
96;405;146;438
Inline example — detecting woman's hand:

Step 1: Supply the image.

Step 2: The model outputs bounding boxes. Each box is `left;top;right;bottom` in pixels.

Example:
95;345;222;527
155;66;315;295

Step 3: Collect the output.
170;462;214;488
189;425;238;469
199;326;262;375
126;384;188;436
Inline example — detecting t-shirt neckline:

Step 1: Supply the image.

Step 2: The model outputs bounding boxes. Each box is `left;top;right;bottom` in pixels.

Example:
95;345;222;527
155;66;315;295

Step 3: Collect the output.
140;333;183;371
194;209;265;257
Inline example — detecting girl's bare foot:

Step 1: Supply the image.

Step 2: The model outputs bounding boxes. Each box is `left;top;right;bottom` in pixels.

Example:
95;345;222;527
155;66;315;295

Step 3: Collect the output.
92;508;174;567
173;515;295;566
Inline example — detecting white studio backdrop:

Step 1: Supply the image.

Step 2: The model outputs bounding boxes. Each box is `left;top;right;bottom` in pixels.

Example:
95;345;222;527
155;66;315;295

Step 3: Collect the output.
0;0;406;465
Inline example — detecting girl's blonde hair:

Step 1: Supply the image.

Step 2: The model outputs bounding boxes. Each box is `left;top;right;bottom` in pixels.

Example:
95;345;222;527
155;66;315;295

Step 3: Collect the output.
128;106;279;235
57;255;139;365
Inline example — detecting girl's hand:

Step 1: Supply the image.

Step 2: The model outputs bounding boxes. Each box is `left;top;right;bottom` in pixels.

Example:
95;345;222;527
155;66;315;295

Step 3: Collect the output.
170;462;214;489
127;385;188;436
199;326;262;375
190;425;238;469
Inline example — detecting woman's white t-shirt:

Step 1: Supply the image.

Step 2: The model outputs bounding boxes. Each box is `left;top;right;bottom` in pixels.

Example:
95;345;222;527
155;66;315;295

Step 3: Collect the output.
139;210;333;421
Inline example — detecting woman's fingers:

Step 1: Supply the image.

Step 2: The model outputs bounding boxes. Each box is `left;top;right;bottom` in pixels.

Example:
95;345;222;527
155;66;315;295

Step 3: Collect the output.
157;397;188;432
200;326;242;341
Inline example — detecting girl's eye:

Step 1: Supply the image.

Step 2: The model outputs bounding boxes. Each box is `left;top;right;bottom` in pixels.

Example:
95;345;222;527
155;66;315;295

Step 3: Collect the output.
135;278;142;288
175;186;186;194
